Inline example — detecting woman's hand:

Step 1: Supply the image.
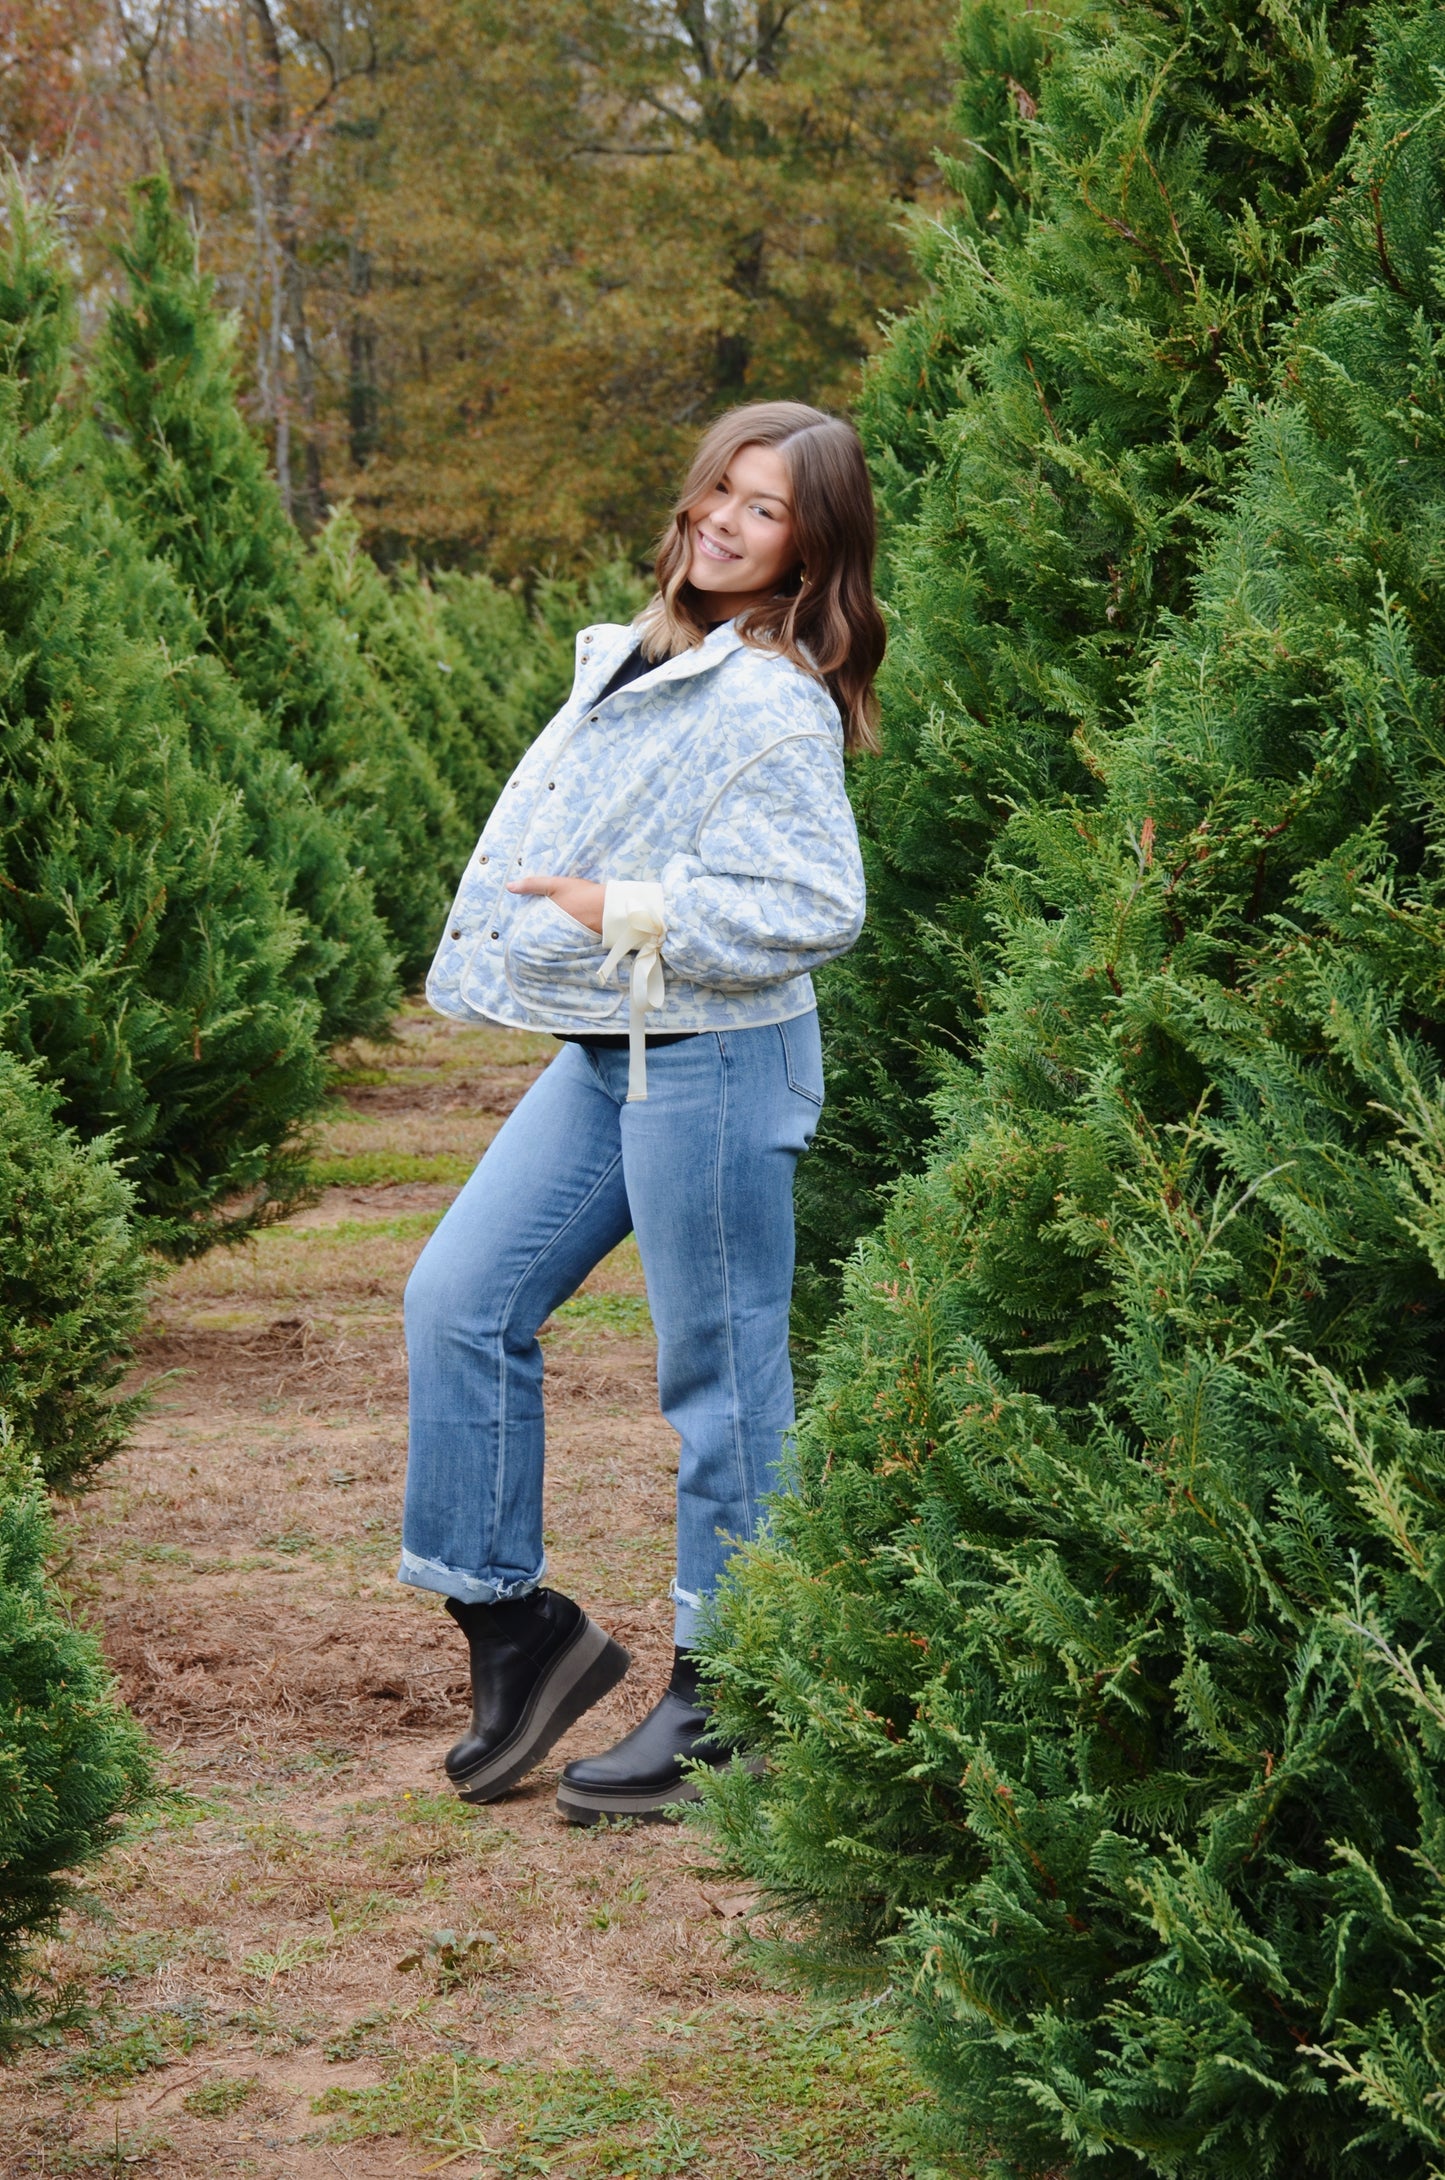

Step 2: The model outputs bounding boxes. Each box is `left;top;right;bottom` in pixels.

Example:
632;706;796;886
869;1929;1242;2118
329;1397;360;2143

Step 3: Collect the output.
507;873;606;934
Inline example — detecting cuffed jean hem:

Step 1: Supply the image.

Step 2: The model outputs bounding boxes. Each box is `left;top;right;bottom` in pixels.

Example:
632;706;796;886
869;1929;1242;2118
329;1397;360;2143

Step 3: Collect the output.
671;1580;703;1650
397;1546;546;1605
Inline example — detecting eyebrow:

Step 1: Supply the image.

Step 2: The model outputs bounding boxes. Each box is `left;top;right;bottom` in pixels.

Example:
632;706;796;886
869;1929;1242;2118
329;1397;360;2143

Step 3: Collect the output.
720;471;790;507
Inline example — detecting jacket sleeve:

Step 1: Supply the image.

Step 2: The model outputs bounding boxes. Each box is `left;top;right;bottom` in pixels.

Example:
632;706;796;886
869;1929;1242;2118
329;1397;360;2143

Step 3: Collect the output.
655;728;865;993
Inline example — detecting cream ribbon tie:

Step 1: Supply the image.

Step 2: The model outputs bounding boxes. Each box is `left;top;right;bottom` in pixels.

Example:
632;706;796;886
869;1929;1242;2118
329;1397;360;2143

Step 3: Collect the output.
598;881;666;1101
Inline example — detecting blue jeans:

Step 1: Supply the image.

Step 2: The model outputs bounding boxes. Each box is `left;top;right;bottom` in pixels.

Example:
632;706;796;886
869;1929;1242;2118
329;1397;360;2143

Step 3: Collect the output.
400;1014;823;1645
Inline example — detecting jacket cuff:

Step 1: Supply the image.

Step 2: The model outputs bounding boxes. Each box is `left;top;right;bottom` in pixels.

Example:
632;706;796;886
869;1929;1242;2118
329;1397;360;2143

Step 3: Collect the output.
602;880;666;953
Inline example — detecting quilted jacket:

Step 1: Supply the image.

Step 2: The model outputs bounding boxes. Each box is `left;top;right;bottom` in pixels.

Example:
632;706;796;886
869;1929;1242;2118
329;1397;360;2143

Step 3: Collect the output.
425;617;865;1077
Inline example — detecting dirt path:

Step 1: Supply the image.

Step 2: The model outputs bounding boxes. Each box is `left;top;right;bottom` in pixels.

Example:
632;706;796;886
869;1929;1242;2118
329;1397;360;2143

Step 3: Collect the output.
9;1008;938;2180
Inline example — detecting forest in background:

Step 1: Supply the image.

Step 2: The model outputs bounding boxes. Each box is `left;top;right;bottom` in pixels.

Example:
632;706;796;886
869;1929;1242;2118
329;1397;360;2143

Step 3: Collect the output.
8;0;960;564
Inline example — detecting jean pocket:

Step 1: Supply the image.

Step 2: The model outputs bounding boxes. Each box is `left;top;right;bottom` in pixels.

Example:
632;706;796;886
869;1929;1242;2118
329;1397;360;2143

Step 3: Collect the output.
778;1012;824;1105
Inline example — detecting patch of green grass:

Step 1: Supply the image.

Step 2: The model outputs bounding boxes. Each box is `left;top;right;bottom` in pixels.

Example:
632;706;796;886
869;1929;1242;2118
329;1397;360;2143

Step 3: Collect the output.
329;1065;391;1088
355;1790;516;1875
180;1306;273;1331
89;1933;172;1986
322;1890;399;1937
58;2007;208;2087
90;1929;227;1985
334;1532;398;1570
120;1785;226;1837
257;1529;317;1556
131;1541;193;1566
551;1291;653;1334
316;2055;684;2174
323;1210;447;1242
242;1935;330;1981
314;2002;953;2178
324;2006;406;2064
240;1813;323;1863
44;2122;174;2172
307;1151;474;1188
290;1740;360;1778
183;2073;258;2117
225;2001;321;2053
390;1788;512;1835
242;1210;444;1256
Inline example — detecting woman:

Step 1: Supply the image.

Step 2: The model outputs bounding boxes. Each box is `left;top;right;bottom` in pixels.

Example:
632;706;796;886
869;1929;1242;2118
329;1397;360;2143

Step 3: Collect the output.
403;399;882;1824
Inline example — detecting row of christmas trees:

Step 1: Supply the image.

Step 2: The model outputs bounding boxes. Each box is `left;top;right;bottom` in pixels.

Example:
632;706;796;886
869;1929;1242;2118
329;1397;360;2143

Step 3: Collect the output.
702;0;1445;2173
0;178;637;2046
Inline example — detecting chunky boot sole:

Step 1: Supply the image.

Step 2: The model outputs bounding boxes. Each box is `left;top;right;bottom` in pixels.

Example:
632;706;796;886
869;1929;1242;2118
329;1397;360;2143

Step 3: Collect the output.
555;1773;705;1826
449;1616;631;1804
556;1751;763;1827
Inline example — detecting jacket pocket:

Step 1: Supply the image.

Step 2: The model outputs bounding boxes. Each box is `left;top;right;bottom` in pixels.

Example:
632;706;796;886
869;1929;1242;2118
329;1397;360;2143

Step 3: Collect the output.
501;894;627;1022
778;1010;824;1104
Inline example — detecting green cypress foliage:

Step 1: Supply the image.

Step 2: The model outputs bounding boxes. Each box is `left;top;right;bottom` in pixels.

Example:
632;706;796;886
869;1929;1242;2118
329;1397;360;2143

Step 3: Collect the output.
796;0;1374;1331
91;177;458;986
312;519;651;849
0;1056;147;1494
0;1476;151;2054
860;0;1069;532
0;201;323;1250
311;508;509;841
0;1063;150;2045
701;15;1445;2171
97;516;397;1047
431;559;650;805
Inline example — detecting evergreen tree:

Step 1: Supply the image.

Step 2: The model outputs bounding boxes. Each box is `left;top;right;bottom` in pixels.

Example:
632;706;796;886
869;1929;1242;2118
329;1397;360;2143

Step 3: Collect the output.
0;1477;151;2054
311;508;509;840
702;12;1445;2171
795;0;1375;1333
0;1060;150;2047
0;1055;147;1494
313;516;653;849
861;0;1072;532
98;517;397;1047
0;200;324;1250
91;176;460;986
432;558;651;797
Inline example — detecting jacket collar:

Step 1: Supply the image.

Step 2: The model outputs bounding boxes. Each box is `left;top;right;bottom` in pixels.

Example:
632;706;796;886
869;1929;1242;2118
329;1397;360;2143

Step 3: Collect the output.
574;617;748;707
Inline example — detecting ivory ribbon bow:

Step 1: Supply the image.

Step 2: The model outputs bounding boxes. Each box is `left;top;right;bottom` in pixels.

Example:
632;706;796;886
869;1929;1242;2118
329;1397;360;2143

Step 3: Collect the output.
598;881;667;1101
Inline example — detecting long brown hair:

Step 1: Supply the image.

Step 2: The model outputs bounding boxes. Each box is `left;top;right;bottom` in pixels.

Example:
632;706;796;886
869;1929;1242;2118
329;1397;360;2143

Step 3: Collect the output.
635;401;886;754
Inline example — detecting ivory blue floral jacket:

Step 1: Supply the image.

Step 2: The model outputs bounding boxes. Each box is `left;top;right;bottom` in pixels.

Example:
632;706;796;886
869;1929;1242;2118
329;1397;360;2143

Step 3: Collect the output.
425;617;866;1055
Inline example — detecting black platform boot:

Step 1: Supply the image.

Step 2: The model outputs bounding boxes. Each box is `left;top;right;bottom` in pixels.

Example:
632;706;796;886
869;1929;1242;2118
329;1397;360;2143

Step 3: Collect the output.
555;1647;730;1825
444;1588;630;1804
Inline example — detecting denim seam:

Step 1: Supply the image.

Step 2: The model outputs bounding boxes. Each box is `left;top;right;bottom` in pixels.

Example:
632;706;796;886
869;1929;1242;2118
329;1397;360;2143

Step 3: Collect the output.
711;1033;753;1554
485;1140;626;1585
777;1015;824;1104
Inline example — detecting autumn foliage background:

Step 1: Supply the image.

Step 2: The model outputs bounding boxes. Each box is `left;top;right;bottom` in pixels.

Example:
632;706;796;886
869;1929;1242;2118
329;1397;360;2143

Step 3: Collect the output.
16;0;960;565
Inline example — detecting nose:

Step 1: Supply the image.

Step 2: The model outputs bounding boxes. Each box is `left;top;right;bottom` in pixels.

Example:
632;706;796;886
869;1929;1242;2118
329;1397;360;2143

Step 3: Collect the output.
711;494;739;532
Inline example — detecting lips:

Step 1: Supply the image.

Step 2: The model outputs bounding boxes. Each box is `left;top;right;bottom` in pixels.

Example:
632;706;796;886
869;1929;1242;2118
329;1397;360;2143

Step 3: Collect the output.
695;531;742;563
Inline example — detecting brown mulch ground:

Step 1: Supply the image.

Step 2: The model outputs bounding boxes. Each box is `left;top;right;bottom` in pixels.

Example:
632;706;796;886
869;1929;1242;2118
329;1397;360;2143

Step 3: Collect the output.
7;1006;938;2180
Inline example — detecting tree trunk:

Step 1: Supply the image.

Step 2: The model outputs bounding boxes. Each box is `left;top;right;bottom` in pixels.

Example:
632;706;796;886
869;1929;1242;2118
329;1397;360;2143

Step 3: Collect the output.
347;242;379;471
246;0;326;532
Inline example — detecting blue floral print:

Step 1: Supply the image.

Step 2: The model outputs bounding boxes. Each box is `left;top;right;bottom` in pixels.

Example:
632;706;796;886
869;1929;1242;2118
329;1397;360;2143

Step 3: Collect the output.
426;617;866;1035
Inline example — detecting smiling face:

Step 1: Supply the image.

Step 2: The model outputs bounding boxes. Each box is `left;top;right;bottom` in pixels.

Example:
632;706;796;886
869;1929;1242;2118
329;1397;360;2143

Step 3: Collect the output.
684;442;800;618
